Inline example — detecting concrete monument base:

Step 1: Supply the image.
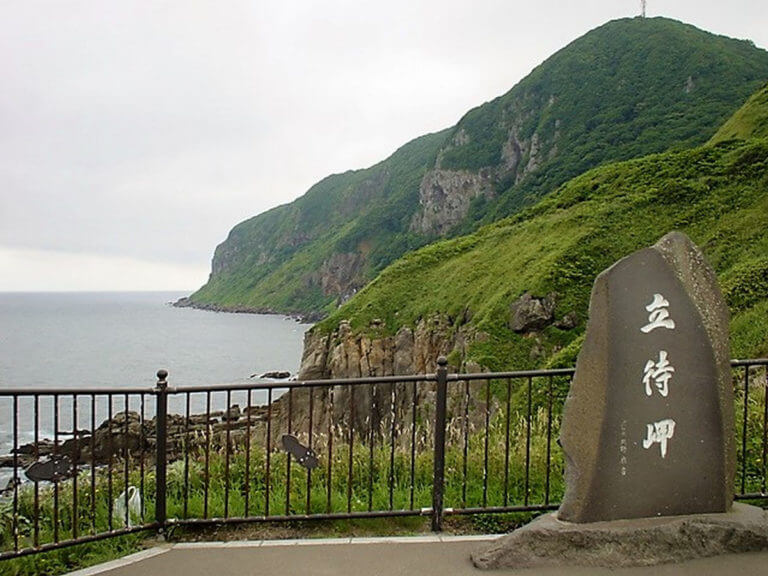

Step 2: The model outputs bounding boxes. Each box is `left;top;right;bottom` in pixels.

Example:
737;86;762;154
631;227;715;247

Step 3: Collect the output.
472;503;768;569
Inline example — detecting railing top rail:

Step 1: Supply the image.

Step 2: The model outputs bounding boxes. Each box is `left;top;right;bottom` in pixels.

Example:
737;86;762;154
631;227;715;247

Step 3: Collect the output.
0;386;155;397
446;367;576;381
166;372;435;393
730;358;768;367
1;358;765;396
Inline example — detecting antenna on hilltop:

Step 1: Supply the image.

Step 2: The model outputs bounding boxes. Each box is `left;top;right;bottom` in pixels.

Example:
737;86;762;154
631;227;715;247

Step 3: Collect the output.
640;0;647;18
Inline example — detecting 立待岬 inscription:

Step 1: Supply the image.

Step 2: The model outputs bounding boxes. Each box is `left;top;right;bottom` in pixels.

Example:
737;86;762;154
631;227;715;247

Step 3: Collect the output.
558;231;734;522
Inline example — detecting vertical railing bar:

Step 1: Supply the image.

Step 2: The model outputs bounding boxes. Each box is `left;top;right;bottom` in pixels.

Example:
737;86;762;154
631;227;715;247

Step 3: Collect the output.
34;394;40;547
762;365;768;494
461;379;469;508
90;394;96;535
504;378;511;507
742;367;750;495
326;385;334;514
123;393;130;529
244;389;252;517
12;394;19;552
388;382;396;511
285;388;293;516
368;384;377;512
265;388;272;517
203;391;211;519
347;385;355;514
72;394;79;540
545;376;554;505
482;379;490;508
409;381;418;511
524;376;533;506
183;392;191;520
432;357;448;532
224;389;231;519
54;393;60;542
140;393;146;523
306;386;314;515
155;371;169;537
107;393;113;532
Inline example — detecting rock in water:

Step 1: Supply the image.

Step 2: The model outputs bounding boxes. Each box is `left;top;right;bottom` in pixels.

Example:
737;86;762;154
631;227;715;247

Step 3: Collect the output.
558;231;734;522
222;404;241;422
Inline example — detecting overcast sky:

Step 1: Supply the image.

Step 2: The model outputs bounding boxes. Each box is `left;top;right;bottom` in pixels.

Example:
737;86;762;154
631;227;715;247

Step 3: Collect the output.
1;1;766;292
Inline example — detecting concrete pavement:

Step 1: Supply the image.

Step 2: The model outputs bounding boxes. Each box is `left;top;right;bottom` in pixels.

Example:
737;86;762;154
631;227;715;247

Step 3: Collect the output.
65;535;768;576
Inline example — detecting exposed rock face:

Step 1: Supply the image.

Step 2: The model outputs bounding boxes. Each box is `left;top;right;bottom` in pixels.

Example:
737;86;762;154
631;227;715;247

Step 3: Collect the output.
253;314;503;454
298;316;479;380
318;252;364;302
500;130;524;176
277;315;488;447
411;106;561;238
554;311;578;330
410;169;495;236
500;127;550;183
509;292;557;333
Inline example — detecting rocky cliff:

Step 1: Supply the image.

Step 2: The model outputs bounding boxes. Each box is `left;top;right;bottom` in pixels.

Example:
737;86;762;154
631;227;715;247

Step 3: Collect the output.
410;168;496;236
184;17;768;318
298;315;484;380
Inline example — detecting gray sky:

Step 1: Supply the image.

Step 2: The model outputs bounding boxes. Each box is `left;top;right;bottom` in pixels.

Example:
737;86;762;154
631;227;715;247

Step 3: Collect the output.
1;1;766;291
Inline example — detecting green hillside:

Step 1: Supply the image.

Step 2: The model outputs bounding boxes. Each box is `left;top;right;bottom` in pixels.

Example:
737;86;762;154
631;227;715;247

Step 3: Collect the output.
187;17;768;317
312;133;768;369
710;82;768;144
188;129;447;315
464;19;768;220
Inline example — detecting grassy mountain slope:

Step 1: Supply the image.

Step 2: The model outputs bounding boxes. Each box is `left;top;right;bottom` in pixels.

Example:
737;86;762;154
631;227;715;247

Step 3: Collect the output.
710;83;768;144
312;134;768;369
460;18;768;220
189;130;447;314
188;17;768;317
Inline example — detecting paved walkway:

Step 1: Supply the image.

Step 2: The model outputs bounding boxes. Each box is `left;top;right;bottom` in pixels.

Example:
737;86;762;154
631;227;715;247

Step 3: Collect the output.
66;535;768;576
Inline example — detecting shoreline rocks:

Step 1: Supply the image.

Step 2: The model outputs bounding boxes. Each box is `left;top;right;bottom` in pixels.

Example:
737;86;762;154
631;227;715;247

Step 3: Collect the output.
172;297;324;324
0;403;273;477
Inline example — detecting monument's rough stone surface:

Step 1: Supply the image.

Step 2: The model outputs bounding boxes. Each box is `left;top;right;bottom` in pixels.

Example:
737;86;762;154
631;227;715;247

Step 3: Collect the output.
558;231;734;522
472;503;768;569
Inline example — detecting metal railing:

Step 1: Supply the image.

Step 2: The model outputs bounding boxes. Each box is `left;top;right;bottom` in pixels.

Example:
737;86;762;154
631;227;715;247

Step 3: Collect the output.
0;358;766;560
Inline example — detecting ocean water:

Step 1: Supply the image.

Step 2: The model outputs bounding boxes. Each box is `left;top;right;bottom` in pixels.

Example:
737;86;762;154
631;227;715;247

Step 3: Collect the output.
0;292;311;479
0;292;310;389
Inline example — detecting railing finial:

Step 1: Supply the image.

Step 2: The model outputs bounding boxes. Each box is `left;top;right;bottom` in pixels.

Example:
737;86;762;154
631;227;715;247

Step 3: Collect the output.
156;369;168;386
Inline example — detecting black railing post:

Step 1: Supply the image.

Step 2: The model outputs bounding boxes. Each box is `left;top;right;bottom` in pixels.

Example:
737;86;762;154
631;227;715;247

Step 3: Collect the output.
155;369;168;537
432;356;448;532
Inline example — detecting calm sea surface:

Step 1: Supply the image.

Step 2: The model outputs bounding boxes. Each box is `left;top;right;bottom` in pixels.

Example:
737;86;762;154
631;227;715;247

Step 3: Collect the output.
0;292;311;477
0;292;310;389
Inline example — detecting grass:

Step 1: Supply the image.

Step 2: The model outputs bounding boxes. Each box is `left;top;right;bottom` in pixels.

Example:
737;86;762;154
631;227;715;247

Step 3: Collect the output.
710;83;768;145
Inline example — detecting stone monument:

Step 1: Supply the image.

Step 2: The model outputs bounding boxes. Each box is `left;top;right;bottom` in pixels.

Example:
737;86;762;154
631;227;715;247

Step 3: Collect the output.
559;230;734;521
473;232;768;568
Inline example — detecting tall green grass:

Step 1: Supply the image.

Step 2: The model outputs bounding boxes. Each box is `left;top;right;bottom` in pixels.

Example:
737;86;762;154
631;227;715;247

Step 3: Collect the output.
0;399;560;575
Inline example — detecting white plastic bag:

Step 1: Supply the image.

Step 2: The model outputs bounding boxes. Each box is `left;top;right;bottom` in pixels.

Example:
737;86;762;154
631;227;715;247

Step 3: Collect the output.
112;485;141;527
